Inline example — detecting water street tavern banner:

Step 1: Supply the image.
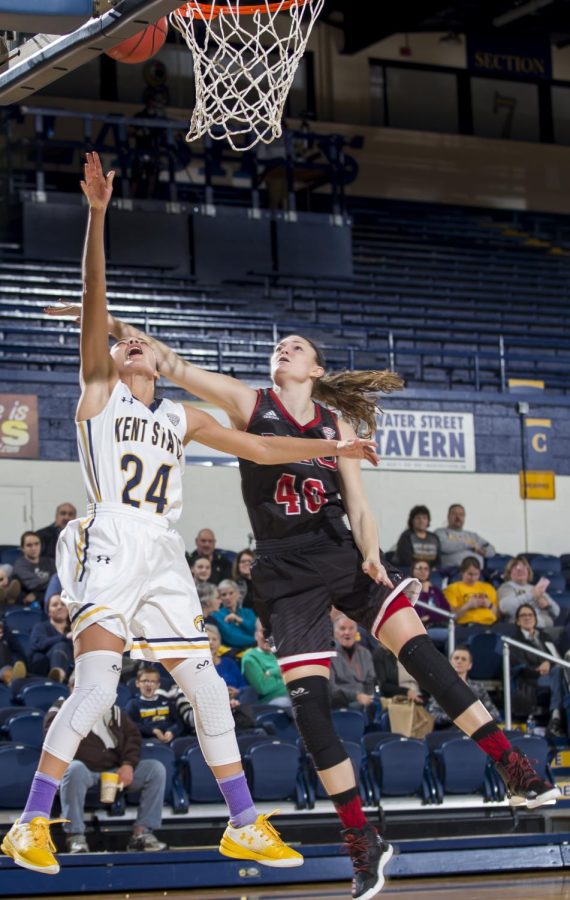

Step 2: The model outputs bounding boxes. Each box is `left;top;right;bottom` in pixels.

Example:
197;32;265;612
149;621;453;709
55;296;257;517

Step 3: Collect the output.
375;409;476;472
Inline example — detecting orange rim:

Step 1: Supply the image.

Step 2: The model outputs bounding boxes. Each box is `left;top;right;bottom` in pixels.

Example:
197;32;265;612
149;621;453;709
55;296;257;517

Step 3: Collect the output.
176;0;312;18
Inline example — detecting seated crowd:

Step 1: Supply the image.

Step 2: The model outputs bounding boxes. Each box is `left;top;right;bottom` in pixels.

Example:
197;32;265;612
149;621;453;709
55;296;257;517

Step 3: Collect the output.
1;505;569;842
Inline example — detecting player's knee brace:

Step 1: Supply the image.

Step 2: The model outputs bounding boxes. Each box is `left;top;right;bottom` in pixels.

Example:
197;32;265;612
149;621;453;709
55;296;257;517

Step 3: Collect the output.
170;657;239;767
398;635;475;721
289;676;347;771
43;650;122;763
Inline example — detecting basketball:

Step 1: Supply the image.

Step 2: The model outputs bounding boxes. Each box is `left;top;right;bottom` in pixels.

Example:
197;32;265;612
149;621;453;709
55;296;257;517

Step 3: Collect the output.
106;17;168;65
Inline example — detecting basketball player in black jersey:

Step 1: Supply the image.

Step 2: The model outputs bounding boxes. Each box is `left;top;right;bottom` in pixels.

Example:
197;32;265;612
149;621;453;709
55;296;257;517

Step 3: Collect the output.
46;328;560;899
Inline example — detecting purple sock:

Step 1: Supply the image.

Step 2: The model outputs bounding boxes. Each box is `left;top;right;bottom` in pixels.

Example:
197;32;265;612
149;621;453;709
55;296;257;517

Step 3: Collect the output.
217;773;258;828
21;772;60;824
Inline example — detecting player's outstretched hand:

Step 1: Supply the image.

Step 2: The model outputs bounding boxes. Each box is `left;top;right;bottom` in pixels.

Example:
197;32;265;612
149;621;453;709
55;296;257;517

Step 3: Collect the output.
80;151;115;210
336;438;378;466
44;303;82;322
362;558;394;588
45;302;117;334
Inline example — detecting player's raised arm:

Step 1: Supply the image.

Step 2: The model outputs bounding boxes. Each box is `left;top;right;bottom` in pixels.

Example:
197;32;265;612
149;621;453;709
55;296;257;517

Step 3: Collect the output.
183;405;379;466
77;152;118;419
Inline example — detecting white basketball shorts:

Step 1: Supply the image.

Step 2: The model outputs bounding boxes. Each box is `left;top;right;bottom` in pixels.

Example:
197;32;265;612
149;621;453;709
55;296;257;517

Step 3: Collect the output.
57;503;210;661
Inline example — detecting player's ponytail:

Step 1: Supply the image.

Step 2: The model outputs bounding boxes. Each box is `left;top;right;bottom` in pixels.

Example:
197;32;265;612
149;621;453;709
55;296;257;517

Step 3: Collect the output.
304;338;404;438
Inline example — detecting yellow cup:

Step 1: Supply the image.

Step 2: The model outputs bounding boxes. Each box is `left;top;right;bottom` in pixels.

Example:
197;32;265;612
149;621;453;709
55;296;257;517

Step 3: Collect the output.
100;771;120;803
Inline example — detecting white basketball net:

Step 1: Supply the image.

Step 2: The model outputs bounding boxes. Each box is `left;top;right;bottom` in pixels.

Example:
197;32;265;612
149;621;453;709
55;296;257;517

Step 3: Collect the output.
170;0;325;151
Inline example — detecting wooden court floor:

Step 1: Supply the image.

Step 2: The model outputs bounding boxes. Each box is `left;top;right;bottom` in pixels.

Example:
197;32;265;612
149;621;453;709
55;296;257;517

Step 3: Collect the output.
31;872;570;900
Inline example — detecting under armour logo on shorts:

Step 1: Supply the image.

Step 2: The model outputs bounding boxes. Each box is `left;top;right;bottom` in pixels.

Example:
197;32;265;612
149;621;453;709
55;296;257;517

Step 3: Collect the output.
96;555;111;564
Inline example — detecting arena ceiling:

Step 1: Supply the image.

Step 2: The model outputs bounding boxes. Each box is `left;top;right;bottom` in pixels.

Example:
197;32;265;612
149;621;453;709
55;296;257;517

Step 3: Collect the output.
322;0;570;54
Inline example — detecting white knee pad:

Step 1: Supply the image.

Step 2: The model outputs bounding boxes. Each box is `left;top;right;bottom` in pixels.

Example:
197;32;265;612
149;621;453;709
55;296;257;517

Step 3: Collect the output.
171;657;240;767
43;651;122;764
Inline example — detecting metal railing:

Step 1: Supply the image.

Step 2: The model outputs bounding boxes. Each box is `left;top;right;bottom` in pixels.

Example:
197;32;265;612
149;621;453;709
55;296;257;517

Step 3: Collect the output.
415;599;456;656
501;636;570;730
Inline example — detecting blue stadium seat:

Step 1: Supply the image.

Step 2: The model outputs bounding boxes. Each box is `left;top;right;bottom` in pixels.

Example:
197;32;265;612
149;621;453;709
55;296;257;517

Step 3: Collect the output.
331;708;366;744
170;735;199;759
430;571;443;589
531;555;562;577
467;631;502;680
246;740;307;807
554;592;570;620
255;709;298;743
8;630;30;661
184;745;222;803
20;681;69;711
0;705;43;731
115;683;131;709
4;608;44;633
430;735;494;800
0;684;11;708
138;739;188;812
6;711;44;748
370;736;433;804
484;554;513;582
0;744;41;807
0;546;20;567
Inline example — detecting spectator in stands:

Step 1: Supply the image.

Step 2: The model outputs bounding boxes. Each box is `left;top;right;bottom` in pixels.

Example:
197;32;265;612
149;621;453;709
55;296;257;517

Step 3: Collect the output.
426;646;501;729
0;620;26;685
412;560;451;640
197;581;221;626
498;556;560;629
46;680;167;853
43;574;62;613
396;506;441;569
0;563;20;613
212;579;256;650
372;643;424;704
241;619;290;707
232;549;255;609
330;615;377;714
191;556;213;587
29;591;73;681
12;531;56;607
206;623;248;699
435;504;495;571
125;665;181;744
444;556;498;639
186;528;232;585
510;604;567;735
36;503;77;560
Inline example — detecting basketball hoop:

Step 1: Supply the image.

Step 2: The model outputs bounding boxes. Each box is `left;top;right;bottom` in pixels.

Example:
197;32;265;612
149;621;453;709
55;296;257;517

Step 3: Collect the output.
170;0;325;151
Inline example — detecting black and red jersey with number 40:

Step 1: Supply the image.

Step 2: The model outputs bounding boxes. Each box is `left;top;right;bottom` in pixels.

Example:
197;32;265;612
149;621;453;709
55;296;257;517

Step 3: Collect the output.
238;388;347;541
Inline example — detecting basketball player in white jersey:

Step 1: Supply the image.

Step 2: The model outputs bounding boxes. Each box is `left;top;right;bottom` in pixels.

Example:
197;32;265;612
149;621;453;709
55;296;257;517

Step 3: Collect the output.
1;153;378;875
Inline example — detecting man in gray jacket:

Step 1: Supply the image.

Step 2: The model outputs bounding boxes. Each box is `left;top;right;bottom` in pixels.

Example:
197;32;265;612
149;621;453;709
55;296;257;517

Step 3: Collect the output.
330;616;377;713
435;504;495;571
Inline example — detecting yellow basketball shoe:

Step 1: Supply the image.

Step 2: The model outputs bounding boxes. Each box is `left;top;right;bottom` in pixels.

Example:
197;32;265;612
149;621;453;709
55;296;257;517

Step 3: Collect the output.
219;811;303;868
1;817;67;874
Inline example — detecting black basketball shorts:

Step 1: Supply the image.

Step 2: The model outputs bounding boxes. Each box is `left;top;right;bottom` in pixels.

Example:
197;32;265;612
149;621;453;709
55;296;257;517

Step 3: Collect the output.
251;529;404;665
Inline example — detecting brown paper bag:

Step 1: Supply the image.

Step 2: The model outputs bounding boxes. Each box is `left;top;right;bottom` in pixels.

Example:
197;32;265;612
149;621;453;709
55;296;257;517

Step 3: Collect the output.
385;697;434;739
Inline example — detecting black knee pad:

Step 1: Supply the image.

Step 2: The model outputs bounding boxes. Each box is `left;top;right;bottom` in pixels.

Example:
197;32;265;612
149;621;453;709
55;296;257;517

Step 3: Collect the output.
289;675;348;771
398;634;476;721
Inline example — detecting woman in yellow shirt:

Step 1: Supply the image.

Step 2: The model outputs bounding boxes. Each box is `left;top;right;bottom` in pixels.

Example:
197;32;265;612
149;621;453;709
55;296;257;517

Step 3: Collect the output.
444;556;498;627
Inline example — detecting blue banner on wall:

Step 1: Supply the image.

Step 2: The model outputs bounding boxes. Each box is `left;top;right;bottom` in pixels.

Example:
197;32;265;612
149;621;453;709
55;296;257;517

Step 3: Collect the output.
525;417;554;470
467;36;552;81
